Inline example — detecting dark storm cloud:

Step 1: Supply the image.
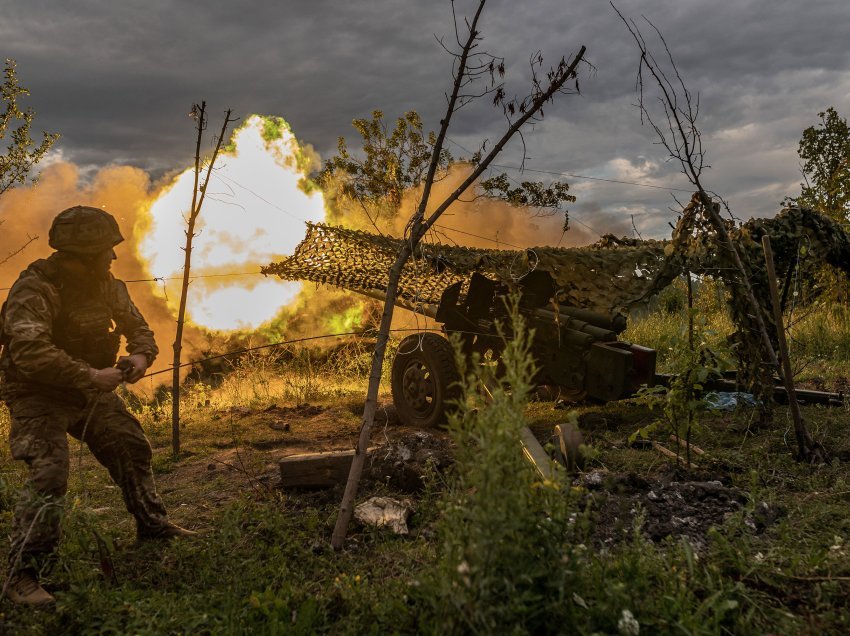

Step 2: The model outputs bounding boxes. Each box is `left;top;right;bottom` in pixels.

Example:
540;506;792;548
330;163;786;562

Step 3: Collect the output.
3;0;849;237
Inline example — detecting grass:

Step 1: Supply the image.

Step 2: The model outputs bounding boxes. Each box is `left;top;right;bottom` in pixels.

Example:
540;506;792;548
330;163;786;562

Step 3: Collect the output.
626;276;850;391
1;296;850;633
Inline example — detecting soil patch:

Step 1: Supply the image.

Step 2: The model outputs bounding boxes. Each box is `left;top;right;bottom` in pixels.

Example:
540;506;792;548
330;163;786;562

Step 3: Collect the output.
579;469;755;551
365;430;454;492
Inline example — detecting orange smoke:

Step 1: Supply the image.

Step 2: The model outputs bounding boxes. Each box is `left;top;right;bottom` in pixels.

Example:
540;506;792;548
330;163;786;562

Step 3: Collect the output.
0;162;195;382
387;163;617;249
0;115;327;391
0;128;631;392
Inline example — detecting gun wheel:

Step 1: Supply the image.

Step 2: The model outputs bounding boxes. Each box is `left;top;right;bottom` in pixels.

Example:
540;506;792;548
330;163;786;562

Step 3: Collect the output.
391;333;461;427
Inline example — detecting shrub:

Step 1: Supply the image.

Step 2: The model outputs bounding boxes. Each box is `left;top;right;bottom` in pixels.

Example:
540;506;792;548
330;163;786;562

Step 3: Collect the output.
425;297;579;633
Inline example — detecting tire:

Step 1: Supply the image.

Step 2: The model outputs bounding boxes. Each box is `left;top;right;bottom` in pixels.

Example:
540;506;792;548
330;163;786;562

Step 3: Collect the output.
391;333;461;427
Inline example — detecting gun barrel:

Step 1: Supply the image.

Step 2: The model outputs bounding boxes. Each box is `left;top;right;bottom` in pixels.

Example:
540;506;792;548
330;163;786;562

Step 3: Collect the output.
534;308;617;342
556;306;627;334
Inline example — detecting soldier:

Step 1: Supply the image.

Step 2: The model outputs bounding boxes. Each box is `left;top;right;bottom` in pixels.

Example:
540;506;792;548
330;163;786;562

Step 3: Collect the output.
1;206;195;606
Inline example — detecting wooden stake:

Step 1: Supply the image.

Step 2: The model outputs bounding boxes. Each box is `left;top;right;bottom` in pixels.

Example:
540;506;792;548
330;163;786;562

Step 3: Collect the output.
761;235;818;459
652;441;698;469
668;434;705;456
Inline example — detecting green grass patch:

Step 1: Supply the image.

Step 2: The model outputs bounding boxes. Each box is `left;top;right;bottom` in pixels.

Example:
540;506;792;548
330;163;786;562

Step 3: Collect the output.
2;300;850;633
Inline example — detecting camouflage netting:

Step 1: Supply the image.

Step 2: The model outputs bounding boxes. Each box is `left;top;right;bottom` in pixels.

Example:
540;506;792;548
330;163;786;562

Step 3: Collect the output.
261;223;677;314
263;194;850;405
673;199;850;408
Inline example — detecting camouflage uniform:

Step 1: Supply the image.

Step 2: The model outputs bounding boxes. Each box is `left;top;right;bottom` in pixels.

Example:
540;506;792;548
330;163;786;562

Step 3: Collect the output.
1;221;170;575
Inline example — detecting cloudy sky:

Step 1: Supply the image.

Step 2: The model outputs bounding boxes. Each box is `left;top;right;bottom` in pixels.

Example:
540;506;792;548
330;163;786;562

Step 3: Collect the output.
4;0;849;240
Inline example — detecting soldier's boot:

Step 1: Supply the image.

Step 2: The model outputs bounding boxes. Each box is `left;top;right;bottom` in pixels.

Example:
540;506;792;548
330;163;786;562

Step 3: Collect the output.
136;521;199;543
4;569;55;606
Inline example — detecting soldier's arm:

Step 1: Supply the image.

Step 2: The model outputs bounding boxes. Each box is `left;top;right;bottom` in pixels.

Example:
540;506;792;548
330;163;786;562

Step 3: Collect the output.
3;274;95;388
112;279;158;366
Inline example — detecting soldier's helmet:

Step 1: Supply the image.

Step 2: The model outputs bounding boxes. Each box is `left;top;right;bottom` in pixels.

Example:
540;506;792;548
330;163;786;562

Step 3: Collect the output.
48;206;124;255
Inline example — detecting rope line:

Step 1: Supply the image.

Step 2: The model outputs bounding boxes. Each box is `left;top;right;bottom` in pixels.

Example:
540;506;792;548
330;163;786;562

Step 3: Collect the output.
143;327;440;379
141;325;514;381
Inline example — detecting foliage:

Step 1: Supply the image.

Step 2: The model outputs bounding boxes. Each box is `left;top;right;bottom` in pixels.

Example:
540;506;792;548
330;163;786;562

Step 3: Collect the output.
424;298;580;632
626;275;734;371
1;58;59;199
319;109;575;230
480;172;575;231
787;301;850;362
3;323;850;632
795;107;850;222
631;309;729;462
319;110;447;220
787;107;850;305
655;278;687;315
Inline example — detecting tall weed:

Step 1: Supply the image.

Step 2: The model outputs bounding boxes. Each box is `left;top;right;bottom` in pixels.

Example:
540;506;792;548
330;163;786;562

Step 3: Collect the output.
426;298;579;633
626;277;734;373
629;278;850;387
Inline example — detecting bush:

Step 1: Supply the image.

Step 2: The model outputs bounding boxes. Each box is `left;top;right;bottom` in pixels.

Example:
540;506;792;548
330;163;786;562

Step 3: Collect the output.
424;297;580;633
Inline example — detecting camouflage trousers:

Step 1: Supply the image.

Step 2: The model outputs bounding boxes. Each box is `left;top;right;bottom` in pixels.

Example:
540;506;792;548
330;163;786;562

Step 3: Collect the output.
5;390;169;574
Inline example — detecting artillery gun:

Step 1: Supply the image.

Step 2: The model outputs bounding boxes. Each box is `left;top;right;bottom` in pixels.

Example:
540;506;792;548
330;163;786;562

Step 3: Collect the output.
389;270;656;427
263;222;666;430
263;204;850;478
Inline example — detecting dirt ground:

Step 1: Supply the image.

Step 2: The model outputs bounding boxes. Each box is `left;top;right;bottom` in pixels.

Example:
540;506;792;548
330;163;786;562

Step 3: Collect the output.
149;395;791;554
147;397;454;528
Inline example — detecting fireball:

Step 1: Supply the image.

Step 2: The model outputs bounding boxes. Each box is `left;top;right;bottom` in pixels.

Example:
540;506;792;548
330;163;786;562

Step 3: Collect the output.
139;115;324;331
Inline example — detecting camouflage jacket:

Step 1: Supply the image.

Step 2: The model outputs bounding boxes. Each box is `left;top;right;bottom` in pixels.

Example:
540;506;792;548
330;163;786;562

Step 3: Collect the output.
0;253;158;396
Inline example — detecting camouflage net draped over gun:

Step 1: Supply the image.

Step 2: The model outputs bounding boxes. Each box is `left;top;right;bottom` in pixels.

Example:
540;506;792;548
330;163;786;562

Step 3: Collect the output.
261;223;677;314
264;194;850;405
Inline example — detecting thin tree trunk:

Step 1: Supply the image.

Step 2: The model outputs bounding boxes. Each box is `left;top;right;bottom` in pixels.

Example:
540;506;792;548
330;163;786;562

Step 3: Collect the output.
330;1;586;547
171;102;206;457
171;105;233;457
331;248;410;548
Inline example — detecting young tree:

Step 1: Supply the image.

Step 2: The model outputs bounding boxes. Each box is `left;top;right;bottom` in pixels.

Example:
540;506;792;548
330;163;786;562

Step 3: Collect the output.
790;108;850;305
330;0;587;548
796;107;850;222
320;110;449;227
321;112;575;232
171;102;236;457
1;58;59;263
614;5;825;462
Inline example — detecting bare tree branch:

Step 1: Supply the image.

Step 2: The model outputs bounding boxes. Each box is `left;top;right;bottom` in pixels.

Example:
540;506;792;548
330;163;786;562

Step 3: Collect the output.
331;0;586;548
171;104;238;457
613;2;826;462
0;233;38;266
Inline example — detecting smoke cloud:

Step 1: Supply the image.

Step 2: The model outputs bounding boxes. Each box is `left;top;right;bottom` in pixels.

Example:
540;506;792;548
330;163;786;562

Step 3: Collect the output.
0;152;633;396
390;163;631;249
0;162;205;388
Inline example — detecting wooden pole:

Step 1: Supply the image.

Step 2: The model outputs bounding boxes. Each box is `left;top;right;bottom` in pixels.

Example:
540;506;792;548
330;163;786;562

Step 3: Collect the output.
761;235;817;459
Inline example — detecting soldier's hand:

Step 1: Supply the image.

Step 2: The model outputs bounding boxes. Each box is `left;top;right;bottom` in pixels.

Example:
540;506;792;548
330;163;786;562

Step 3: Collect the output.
89;367;125;392
117;354;149;384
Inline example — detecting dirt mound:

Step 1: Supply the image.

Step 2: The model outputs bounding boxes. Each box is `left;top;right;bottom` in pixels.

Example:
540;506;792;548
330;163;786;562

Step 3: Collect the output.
580;470;751;551
366;431;454;492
